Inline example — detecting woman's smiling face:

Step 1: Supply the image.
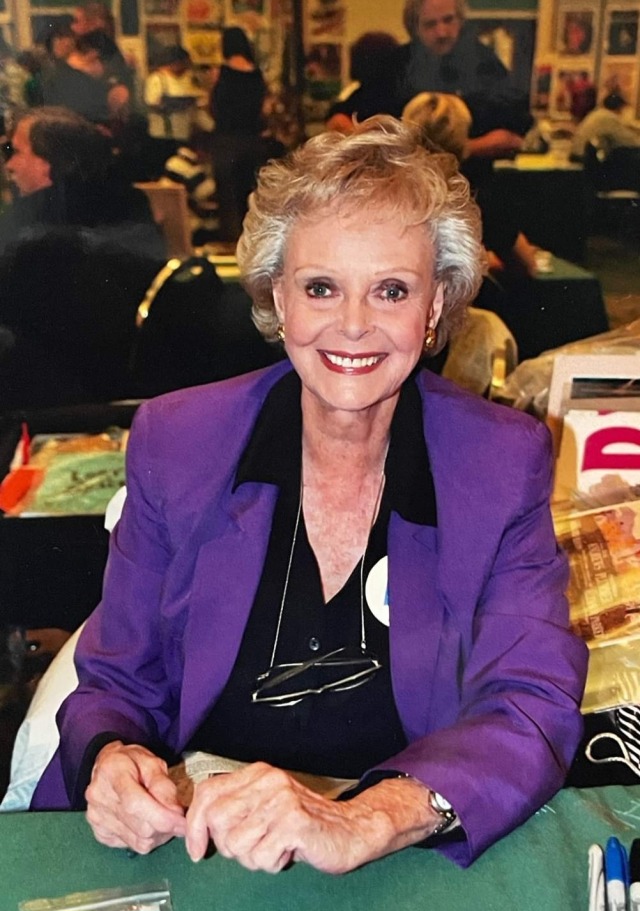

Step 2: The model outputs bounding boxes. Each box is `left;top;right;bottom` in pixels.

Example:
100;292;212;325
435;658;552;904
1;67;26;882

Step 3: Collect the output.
272;205;443;419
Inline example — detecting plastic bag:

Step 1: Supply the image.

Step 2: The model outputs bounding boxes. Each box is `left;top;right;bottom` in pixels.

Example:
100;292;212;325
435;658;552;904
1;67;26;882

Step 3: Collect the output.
497;318;640;418
19;880;173;911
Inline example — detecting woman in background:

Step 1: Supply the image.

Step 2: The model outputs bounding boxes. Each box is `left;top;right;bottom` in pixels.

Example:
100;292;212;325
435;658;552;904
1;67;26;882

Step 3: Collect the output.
209;26;266;138
326;31;400;133
209;26;283;241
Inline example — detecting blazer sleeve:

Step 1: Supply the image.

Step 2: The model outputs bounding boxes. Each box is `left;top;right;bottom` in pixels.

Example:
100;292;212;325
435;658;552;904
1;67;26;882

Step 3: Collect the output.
56;403;176;803
372;421;588;866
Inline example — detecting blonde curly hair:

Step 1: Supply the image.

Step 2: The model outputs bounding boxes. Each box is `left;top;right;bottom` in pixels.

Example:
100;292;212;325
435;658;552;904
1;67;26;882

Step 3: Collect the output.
402;92;472;162
236;115;484;355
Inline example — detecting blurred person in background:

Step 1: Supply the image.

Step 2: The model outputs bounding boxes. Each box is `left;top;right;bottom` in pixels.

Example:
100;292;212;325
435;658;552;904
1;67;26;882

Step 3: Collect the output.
71;0;132;91
572;90;640;160
210;26;284;242
390;0;531;167
144;44;206;171
71;1;116;39
43;30;130;132
209;26;266;138
403;91;540;280
0;107;164;410
326;32;400;132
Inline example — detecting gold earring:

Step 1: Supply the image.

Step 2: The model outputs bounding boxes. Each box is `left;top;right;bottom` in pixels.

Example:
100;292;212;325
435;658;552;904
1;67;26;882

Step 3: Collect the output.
276;324;285;343
423;327;436;351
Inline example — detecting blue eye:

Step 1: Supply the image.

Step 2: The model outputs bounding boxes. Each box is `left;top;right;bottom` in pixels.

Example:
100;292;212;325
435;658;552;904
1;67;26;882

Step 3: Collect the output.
380;283;408;301
306;281;332;297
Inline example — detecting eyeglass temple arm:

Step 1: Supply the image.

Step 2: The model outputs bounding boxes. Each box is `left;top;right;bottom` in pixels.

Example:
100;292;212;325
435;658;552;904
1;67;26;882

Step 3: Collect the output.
257;647;347;692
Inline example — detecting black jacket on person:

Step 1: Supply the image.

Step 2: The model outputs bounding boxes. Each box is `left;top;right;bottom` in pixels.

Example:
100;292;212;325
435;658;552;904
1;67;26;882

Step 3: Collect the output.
0;180;166;411
389;29;533;137
210;65;266;135
42;61;111;126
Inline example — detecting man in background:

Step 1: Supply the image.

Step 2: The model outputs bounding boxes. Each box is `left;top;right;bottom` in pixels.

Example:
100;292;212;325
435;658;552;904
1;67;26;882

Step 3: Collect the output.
72;1;134;96
572;91;640;160
43;30;129;130
0;107;164;410
392;0;531;161
71;1;116;38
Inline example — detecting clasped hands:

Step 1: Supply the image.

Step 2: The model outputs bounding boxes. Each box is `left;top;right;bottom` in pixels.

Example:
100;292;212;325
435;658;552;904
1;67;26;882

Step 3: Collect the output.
85;742;436;874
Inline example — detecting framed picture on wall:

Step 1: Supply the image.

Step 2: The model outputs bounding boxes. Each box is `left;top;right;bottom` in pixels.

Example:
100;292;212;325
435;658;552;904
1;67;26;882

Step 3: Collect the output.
231;0;266;13
600;58;639;112
553;67;596;117
119;36;144;72
306;0;346;38
146;22;181;68
184;28;221;64
144;0;180;14
186;0;224;27
553;67;596;114
556;7;597;56
305;42;342;98
606;8;639;56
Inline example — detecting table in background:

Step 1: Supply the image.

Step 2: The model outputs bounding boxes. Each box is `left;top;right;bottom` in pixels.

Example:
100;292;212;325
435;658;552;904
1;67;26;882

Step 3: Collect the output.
493;154;588;265
4;786;640;911
481;255;609;363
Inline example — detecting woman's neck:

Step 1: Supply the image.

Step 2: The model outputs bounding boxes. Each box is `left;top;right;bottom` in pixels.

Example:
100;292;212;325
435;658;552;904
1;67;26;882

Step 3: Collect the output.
300;392;396;480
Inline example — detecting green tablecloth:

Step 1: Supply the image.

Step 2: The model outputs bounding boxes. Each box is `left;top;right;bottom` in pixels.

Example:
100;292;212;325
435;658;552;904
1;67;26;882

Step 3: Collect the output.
4;786;640;910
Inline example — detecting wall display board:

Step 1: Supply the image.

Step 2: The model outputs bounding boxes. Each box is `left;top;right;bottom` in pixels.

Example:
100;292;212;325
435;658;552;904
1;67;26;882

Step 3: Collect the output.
538;0;640;120
10;0;298;90
301;0;346;131
556;6;598;54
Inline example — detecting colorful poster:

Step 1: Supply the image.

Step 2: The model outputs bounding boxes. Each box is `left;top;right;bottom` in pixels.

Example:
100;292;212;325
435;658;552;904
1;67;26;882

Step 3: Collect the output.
146;23;182;68
184;29;222;65
305;42;342;99
231;0;265;13
186;0;224;27
607;9;639;56
307;0;346;38
557;8;596;55
600;59;638;112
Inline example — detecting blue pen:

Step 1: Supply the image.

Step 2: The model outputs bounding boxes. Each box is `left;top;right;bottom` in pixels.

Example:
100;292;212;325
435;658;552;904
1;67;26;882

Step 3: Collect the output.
605;836;629;911
630;838;640;911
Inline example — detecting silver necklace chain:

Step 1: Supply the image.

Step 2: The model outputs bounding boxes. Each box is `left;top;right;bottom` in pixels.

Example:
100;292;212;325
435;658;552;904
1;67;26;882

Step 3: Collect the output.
268;467;387;668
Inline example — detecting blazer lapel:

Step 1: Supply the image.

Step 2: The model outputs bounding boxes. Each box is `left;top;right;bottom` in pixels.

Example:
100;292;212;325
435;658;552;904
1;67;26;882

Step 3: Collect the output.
388;513;444;741
177;482;279;746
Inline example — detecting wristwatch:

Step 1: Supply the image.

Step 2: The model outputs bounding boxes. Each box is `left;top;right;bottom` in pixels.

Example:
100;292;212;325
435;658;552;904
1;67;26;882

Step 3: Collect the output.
428;790;458;837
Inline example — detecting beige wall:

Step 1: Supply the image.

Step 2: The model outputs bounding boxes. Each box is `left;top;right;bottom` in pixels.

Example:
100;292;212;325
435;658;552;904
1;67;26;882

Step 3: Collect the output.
342;0;407;46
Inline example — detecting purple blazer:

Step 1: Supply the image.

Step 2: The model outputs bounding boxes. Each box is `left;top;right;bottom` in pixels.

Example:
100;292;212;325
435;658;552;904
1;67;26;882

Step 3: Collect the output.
32;362;587;866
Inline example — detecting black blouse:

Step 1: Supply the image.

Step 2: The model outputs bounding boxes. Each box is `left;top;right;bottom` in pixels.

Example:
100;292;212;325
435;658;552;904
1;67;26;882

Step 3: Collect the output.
186;371;437;778
211;65;266;135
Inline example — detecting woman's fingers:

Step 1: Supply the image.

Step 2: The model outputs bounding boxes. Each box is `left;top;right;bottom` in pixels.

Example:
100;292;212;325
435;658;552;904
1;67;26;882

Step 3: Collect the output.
184;763;353;872
85;742;186;853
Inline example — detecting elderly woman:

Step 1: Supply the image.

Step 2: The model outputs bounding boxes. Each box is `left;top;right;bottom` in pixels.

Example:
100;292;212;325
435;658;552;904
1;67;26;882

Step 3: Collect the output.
32;116;587;872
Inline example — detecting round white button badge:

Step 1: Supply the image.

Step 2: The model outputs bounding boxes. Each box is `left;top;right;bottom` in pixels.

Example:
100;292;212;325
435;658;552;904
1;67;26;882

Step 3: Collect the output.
365;557;390;626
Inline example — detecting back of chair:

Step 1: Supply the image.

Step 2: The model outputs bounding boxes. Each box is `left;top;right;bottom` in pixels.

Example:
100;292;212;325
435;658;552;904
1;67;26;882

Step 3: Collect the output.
442;308;518;398
134;180;193;259
131;254;285;397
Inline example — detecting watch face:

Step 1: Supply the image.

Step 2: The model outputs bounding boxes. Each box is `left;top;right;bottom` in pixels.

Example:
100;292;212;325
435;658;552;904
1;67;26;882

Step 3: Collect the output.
433;792;452;812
